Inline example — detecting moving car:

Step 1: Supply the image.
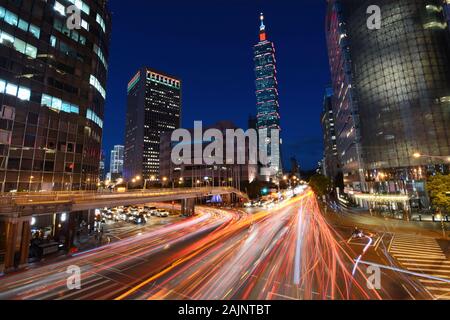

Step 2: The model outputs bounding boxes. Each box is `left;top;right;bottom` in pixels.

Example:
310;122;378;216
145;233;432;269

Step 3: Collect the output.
133;214;147;225
156;209;169;217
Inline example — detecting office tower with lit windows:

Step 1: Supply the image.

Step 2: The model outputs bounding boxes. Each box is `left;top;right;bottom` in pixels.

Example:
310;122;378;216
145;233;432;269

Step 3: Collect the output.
124;67;181;181
109;145;123;180
326;0;364;191
0;0;111;192
326;0;450;208
99;149;105;181
321;87;340;185
253;13;282;181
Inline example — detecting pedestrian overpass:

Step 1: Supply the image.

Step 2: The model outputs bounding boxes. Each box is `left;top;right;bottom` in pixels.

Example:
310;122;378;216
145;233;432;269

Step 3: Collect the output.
0;187;249;217
0;187;248;273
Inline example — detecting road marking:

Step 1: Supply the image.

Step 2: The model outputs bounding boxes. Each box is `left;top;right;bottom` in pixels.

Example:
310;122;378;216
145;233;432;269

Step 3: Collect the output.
401;262;450;268
269;292;298;300
397;257;450;263
374;233;385;251
390;248;445;257
401;284;416;300
56;279;110;300
419;279;448;284
389;233;450;300
426;287;450;292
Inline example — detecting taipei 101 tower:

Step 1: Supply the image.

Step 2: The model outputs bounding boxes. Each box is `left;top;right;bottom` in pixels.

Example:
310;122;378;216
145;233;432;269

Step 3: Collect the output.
253;13;283;180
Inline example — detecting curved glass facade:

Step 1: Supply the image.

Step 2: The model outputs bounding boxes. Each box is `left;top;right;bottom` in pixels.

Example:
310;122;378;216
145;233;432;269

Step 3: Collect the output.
343;0;450;171
0;0;111;192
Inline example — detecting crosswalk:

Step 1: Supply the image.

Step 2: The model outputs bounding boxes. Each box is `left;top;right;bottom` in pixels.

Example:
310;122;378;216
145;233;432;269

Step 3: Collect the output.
389;233;450;300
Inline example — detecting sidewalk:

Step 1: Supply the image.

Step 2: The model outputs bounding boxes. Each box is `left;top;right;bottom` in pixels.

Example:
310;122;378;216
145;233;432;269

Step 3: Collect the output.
323;203;449;240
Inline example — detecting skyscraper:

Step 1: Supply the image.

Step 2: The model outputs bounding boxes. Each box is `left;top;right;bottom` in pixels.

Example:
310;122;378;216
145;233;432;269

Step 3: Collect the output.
253;13;282;181
326;0;450;207
124;67;181;181
0;0;111;192
326;0;364;191
321;87;340;185
109;145;123;180
99;150;105;181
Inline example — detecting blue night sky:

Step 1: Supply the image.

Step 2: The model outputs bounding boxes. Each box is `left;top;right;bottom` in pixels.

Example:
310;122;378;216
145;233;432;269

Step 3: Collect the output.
103;0;330;171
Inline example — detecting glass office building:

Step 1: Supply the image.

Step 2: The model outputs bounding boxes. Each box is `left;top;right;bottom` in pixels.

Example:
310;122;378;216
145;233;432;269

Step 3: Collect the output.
124;67;181;181
327;0;450;207
109;145;123;180
253;13;282;180
0;0;111;192
321;87;340;185
326;0;364;191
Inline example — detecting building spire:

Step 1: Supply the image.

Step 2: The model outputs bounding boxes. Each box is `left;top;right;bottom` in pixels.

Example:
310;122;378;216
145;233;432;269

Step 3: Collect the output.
260;12;265;31
259;12;267;41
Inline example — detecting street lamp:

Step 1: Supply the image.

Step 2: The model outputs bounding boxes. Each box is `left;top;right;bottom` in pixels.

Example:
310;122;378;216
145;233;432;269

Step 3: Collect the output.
29;176;34;192
144;176;156;190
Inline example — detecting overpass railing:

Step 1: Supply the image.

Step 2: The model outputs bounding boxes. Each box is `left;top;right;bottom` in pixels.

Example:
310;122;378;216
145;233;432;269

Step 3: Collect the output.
0;187;248;206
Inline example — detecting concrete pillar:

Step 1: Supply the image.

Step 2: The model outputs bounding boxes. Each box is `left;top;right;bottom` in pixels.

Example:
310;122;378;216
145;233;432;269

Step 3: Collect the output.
1;217;33;272
3;219;18;272
181;198;196;216
19;220;31;267
65;212;77;252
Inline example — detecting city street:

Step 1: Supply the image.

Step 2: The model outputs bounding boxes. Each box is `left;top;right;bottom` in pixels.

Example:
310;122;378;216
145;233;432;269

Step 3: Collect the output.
0;189;447;300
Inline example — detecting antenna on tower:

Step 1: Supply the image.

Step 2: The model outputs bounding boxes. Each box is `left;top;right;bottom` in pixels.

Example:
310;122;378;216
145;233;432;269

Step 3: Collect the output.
259;12;267;41
260;12;265;31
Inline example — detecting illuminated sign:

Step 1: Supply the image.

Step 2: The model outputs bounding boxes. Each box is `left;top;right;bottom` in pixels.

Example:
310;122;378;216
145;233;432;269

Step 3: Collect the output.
127;71;141;92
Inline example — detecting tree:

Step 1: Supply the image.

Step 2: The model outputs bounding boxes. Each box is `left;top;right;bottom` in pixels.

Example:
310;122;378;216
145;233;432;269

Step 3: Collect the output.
309;174;332;197
243;179;273;200
427;174;450;213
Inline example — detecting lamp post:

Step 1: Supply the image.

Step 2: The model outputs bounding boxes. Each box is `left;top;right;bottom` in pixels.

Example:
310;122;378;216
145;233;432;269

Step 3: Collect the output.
126;176;140;190
29;176;34;192
144;175;156;190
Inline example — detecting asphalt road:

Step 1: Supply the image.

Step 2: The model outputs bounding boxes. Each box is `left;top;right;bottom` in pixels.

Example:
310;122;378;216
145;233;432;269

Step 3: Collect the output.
0;189;447;300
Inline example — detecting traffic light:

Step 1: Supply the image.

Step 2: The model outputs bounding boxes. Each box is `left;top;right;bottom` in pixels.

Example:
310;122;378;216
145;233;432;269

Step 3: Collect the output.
261;188;269;195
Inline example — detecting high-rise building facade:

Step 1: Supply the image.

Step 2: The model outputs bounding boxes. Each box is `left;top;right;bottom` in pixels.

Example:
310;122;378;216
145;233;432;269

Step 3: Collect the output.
109;144;123;180
124;67;181;181
321;87;340;184
326;0;364;191
0;0;111;192
160;121;258;189
99;149;105;181
254;13;282;181
326;0;450;207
